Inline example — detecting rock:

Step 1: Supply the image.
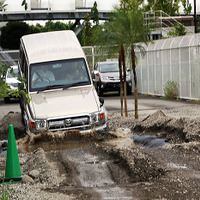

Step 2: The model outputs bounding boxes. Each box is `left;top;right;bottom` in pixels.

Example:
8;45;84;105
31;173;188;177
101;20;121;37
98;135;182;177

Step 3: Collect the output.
115;128;132;138
22;174;34;184
29;169;40;179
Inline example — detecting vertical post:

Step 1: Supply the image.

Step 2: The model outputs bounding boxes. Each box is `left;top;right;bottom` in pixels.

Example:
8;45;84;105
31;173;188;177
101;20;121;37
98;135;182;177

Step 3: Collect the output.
92;46;94;70
194;0;197;33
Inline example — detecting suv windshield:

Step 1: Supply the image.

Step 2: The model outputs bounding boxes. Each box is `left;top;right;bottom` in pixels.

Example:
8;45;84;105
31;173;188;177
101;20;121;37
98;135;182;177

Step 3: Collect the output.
7;68;18;78
100;63;119;73
30;58;91;92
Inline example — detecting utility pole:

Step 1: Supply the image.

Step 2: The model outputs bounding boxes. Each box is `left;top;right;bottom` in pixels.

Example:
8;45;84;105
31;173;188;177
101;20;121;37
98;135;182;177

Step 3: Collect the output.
194;0;197;33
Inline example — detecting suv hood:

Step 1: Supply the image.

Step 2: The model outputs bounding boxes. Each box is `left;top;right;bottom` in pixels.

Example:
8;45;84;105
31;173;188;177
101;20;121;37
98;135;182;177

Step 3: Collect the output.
101;72;120;80
30;86;99;119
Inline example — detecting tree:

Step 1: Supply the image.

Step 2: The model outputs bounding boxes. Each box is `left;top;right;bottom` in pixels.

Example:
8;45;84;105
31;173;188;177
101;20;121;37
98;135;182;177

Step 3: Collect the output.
0;0;7;10
120;0;143;9
167;22;187;37
181;0;192;15
91;1;99;26
83;13;93;46
21;0;28;10
144;0;181;16
98;2;150;118
42;21;68;32
0;21;73;50
29;23;43;34
0;22;30;49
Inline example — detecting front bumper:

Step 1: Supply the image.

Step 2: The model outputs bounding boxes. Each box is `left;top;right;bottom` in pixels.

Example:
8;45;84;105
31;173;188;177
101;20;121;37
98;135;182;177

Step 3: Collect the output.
100;80;132;92
28;113;109;136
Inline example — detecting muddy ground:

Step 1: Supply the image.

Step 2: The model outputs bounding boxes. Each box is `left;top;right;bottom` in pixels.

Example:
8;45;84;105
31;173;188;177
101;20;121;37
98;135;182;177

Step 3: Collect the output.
0;107;200;199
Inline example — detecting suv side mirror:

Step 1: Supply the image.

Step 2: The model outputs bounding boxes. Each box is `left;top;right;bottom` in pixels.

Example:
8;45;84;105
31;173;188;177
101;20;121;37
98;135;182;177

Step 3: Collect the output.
99;97;104;107
19;82;27;92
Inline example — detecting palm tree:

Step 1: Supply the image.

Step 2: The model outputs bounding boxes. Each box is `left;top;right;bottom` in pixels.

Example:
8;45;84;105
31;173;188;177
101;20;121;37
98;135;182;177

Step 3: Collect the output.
97;16;128;116
98;5;150;118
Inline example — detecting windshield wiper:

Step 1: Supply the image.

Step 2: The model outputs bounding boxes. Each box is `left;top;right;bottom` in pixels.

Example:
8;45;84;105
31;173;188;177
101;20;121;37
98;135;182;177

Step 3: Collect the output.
63;81;89;90
37;84;65;93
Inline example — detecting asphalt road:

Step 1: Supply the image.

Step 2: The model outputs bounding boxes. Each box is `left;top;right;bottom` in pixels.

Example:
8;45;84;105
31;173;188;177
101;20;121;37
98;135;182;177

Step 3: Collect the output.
0;94;199;121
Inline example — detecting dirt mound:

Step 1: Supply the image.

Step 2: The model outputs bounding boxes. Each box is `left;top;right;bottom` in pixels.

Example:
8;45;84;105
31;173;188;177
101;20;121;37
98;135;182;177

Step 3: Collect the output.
132;110;200;144
0;112;26;140
100;143;165;183
184;117;200;141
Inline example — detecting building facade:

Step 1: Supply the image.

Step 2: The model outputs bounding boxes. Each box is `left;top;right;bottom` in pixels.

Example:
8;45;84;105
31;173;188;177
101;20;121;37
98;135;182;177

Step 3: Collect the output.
3;0;120;12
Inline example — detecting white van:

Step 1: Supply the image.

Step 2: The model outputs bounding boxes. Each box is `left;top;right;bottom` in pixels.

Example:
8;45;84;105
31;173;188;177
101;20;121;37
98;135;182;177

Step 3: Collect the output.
18;30;108;137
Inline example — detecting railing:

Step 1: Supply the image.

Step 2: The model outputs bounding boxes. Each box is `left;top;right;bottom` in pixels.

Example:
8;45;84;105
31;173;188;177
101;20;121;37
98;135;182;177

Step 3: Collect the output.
143;10;194;37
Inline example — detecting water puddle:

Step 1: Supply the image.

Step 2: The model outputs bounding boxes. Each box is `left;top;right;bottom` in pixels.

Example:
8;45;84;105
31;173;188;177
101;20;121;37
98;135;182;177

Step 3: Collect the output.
130;134;168;148
62;150;134;200
18;140;93;153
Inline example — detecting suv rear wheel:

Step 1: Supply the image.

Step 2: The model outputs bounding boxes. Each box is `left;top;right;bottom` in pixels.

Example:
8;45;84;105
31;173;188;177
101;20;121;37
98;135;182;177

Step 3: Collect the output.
4;97;10;103
127;87;132;95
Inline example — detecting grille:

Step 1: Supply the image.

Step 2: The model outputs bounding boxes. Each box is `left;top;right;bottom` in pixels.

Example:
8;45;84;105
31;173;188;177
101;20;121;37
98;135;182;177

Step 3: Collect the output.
106;82;120;88
48;116;90;132
12;83;19;87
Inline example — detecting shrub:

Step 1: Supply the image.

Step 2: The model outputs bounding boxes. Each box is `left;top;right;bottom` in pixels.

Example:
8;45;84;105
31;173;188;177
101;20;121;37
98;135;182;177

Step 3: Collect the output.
163;81;179;100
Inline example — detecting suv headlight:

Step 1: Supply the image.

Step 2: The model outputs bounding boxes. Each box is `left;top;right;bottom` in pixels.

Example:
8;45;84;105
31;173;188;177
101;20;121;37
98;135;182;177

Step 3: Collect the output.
101;76;109;80
90;110;106;126
35;120;47;130
126;75;131;81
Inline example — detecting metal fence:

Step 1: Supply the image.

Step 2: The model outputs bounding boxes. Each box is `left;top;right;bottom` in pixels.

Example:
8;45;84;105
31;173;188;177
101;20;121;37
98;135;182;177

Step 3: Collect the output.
83;34;200;100
135;33;200;100
1;33;200;100
82;46;118;71
0;50;19;66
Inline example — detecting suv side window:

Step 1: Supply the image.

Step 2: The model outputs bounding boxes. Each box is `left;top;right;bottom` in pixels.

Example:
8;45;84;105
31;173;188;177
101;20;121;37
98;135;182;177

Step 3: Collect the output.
19;45;28;86
19;45;25;74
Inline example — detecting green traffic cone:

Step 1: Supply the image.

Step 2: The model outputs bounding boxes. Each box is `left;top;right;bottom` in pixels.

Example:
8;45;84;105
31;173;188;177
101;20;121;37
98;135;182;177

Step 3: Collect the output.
4;124;22;183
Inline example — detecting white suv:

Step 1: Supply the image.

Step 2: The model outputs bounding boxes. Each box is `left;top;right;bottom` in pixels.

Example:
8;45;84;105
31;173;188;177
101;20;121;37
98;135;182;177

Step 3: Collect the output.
18;31;109;137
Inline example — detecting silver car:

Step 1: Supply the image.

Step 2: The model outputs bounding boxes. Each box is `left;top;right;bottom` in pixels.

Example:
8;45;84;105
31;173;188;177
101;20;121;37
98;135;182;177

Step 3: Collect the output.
92;61;132;96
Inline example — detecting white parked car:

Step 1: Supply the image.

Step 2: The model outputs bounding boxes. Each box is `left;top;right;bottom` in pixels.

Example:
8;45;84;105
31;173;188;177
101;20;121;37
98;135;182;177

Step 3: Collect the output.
4;65;20;103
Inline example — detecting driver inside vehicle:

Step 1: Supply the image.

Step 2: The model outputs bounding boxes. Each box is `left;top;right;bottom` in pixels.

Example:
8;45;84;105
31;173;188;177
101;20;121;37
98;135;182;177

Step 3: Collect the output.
32;65;55;85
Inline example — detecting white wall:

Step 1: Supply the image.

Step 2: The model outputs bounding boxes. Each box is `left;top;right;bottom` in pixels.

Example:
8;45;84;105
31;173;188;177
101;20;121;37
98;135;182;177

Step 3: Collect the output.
97;0;120;10
5;0;27;11
3;0;120;12
4;0;199;13
50;0;75;10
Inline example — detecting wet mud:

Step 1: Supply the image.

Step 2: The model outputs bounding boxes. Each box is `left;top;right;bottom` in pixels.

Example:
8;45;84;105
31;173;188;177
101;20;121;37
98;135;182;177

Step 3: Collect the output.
1;110;200;199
